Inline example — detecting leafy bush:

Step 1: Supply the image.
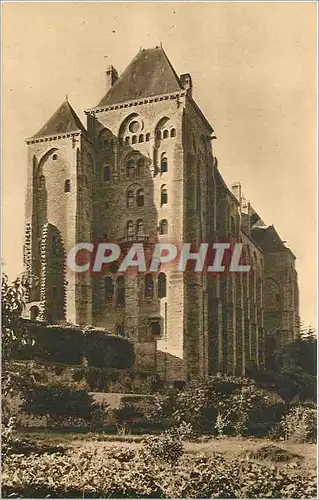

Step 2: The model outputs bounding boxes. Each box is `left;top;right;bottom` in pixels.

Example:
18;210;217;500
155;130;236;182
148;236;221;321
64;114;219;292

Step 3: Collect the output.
83;328;134;369
278;405;317;442
23;385;97;427
2;444;317;498
152;375;278;437
8;320;135;370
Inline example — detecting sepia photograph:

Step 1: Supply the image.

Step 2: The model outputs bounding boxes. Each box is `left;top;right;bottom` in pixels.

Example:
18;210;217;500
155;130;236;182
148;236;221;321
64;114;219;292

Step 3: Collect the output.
1;1;317;498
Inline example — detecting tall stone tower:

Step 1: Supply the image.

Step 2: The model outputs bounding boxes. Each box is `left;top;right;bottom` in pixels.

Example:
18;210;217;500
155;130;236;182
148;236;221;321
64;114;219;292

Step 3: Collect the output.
85;47;217;380
24;99;93;325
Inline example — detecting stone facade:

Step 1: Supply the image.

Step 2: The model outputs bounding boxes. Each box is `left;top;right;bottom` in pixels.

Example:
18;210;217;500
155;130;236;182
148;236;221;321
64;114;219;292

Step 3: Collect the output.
24;47;300;381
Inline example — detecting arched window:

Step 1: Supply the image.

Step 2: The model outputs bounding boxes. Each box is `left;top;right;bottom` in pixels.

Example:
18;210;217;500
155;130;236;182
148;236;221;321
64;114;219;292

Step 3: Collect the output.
158;273;167;298
104;166;111;182
136;188;144;207
30;305;39;321
116;276;125;307
139;134;144;143
159;219;168;235
105;277;114;302
136;219;144;236
163;129;169;139
145;273;154;298
127;189;135;208
64;179;71;192
132;135;137;144
160;155;168;173
126;159;135;178
39;175;45;189
170;128;176;138
52;154;58;161
137;158;144;177
127;220;134;238
146;133;150;142
125;136;130;145
161;186;168;206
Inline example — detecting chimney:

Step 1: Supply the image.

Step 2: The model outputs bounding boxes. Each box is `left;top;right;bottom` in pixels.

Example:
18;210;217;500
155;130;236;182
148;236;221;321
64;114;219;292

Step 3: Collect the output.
105;65;118;93
231;182;242;203
180;73;193;97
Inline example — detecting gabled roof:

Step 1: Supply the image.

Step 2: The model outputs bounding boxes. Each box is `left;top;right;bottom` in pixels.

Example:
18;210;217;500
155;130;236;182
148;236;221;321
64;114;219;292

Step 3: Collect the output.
31;100;87;139
97;46;183;107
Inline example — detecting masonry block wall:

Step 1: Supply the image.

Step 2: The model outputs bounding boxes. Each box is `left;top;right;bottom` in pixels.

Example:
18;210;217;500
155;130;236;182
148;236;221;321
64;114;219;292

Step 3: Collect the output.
23;46;299;381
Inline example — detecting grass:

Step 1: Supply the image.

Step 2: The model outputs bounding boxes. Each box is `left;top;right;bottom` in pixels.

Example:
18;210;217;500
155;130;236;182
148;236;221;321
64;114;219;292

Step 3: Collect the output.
18;429;316;471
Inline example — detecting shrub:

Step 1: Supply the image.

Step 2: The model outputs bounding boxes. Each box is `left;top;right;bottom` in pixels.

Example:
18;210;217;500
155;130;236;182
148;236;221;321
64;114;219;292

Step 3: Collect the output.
143;431;184;465
9;321;135;370
83;328;135;369
23;385;97;427
2;444;317;498
278;405;317;442
152;375;275;436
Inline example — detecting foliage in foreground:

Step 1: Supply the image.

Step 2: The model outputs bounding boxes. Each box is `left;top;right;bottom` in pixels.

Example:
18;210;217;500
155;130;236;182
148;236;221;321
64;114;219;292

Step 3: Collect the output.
2;440;317;499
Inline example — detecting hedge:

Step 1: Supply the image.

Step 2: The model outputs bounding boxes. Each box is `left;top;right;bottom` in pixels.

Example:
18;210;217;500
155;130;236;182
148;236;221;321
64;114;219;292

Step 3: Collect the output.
11;319;135;369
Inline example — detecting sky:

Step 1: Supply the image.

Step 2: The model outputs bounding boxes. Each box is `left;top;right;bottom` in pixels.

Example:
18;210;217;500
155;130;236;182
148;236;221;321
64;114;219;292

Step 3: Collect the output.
2;2;317;328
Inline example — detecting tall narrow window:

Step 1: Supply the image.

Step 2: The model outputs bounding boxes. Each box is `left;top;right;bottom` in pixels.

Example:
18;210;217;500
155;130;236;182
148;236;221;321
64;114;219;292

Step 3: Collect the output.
145;273;154;298
161;186;168;206
116;325;125;336
116;276;125;307
127;189;135;208
158;273;167;298
163;129;169;139
145;133;150;142
132;135;137;144
136;188;144;207
159;219;168;235
136;219;144;236
125;136;130;145
170;128;176;138
105;277;114;302
52;235;60;256
104;166;111;182
39;175;45;189
126;159;135;178
160;155;168;173
138;134;144;143
64;179;71;192
137;158;144;177
127;220;134;238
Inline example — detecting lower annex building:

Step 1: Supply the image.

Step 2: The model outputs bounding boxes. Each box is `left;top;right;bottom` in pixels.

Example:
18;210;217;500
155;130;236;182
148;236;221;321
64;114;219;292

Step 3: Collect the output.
23;46;300;381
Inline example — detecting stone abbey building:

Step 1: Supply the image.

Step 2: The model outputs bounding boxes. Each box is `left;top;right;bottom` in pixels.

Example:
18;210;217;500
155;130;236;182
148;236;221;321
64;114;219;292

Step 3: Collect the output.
24;46;300;381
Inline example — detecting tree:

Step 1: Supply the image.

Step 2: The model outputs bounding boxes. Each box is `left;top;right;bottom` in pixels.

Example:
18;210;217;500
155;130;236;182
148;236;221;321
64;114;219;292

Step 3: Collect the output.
1;273;35;419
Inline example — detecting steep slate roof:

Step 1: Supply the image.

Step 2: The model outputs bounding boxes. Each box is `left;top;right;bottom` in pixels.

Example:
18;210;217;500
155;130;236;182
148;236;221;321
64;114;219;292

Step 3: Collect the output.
97;46;183;107
31;100;87;139
251;225;288;252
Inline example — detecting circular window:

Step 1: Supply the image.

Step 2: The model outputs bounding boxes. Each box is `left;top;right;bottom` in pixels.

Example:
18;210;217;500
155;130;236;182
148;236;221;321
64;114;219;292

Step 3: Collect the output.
129;120;140;134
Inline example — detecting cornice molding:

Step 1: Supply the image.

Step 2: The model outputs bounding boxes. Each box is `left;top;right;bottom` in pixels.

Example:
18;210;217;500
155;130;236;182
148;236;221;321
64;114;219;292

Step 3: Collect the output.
85;90;187;115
